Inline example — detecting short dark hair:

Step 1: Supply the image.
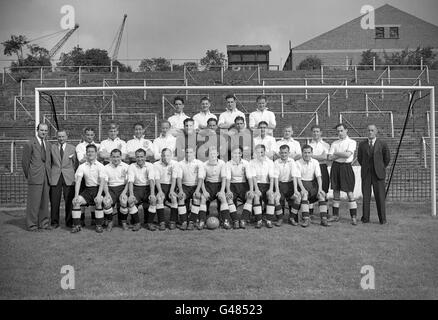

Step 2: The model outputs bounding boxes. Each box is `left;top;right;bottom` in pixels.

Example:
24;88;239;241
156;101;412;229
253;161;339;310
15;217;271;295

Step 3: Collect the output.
258;121;268;128
256;95;267;102
334;123;347;130
183;118;194;126
133;122;144;129
160;120;171;127
83;127;95;134
255;144;266;151
207;117;217;125
200;96;210;103
108;122;119;130
225;94;236;101
57;129;68;136
302;144;313;152
135;148;146;155
279;144;290;151
311;125;321;131
110;149;122;156
174;96;184;104
234;116;245;123
86;144;97;152
161;148;172;154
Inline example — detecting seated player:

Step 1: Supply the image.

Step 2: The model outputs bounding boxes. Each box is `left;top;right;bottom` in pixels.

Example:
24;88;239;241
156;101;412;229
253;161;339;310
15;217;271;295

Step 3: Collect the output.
273;144;301;227
127;148;157;231
201;146;230;230
153;120;176;160
102;149;129;231
72;144;106;233
98;122;127;164
153;148;179;231
176;147;205;230
225;146;255;229
250;144;277;228
126;122;155;163
296;145;329;227
253;121;278;160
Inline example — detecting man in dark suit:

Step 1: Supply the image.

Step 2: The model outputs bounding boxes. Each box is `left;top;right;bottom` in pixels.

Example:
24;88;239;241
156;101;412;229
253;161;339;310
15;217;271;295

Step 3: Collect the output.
357;124;391;224
22;123;52;231
50;129;78;228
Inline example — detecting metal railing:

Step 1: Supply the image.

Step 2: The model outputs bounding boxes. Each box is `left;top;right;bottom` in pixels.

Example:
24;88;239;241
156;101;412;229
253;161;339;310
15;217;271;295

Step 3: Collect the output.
339;111;394;138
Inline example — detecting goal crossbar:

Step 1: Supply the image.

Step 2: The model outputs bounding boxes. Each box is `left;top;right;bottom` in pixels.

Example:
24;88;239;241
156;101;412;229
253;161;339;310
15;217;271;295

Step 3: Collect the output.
34;84;436;217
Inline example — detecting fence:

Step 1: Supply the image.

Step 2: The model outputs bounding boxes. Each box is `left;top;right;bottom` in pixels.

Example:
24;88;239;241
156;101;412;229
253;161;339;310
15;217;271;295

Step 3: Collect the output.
339;111;394;137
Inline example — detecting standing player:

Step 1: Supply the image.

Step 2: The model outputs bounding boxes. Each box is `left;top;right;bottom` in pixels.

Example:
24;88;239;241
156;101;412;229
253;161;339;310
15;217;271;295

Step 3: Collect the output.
201;146;230;229
153;120;176;160
327;123;358;225
127;149;157;231
168;97;194;134
154;148;179;230
102;149;129;231
249;95;276;131
309;125;330;216
98;123;127;164
275;126;302;160
72;144;106;233
273;145;301;227
218;94;246;129
176;147;205;230
253;121;278;160
296;145;329;227
126;122;155;163
225;146;255;229
193;97;217;130
250;144;277;228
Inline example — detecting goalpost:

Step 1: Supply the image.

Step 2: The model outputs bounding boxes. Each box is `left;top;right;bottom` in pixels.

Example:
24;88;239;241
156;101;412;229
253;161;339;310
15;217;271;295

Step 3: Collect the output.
34;84;436;217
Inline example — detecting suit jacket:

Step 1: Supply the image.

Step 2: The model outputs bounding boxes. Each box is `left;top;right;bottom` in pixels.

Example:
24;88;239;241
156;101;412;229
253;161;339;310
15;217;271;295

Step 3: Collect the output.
50;142;78;186
22;136;52;185
357;138;391;180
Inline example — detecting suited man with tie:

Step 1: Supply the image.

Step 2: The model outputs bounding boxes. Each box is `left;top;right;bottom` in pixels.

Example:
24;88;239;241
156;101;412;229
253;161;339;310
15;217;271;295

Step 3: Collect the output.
22;123;52;231
357;124;391;224
50;129;78;228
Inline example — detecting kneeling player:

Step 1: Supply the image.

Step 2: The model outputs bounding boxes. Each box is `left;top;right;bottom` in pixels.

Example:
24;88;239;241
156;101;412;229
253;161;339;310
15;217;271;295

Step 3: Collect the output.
154;148;179;230
72;144;106;233
102;149;129;231
127;148;157;231
176;147;205;230
273;144;301;227
250;144;277;228
296;145;329;227
202;146;230;229
225;146;255;229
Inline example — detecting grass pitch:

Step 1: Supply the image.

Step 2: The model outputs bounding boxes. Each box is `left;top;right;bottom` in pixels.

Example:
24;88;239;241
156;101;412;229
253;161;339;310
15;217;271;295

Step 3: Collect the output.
0;202;437;299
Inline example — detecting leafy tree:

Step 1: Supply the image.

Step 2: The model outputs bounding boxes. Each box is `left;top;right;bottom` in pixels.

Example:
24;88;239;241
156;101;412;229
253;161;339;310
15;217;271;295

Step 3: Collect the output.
2;35;28;65
297;56;322;70
359;49;383;69
138;57;171;71
172;62;198;71
383;47;436;69
200;49;226;71
112;60;132;72
58;46;112;71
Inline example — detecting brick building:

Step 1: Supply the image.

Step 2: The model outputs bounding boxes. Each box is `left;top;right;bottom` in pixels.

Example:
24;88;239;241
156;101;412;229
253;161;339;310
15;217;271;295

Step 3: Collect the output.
227;45;271;70
283;4;438;70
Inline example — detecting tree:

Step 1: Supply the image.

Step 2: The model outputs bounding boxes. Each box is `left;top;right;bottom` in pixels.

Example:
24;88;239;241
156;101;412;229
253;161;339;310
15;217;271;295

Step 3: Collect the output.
359;49;383;69
138;57;171;71
200;49;226;71
58;46;112;71
383;46;437;69
112;60;132;72
297;56;322;70
2;35;28;65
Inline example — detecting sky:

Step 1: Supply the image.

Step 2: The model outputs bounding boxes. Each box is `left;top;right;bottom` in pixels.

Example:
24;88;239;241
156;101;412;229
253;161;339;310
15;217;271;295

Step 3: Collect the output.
0;0;437;70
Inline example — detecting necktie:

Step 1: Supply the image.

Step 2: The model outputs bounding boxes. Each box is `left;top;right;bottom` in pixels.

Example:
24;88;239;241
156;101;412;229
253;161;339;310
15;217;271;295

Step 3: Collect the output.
41;140;46;162
369;140;374;155
60;143;64;159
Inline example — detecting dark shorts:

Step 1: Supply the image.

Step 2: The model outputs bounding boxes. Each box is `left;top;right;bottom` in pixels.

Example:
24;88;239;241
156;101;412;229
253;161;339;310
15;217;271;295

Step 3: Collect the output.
230;182;249;204
158;183;173;203
330;162;355;193
133;185;151;205
279;181;295;204
320;163;330;193
182;185;198;203
108;185;125;205
257;183;270;204
299;180;319;204
80;186;99;206
205;181;222;202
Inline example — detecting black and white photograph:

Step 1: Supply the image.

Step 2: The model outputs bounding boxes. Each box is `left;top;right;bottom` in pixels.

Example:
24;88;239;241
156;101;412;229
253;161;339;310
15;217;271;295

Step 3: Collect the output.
0;0;437;306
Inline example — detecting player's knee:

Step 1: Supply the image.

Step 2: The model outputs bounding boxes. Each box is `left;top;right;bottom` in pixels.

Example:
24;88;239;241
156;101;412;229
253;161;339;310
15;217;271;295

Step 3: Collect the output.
192;197;200;205
103;197;112;209
217;192;226;203
246;192;254;201
128;198;137;207
347;192;355;201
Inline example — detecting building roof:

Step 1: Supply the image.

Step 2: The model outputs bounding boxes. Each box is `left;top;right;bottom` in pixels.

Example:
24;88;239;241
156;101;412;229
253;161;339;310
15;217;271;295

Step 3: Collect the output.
227;45;271;52
293;4;438;51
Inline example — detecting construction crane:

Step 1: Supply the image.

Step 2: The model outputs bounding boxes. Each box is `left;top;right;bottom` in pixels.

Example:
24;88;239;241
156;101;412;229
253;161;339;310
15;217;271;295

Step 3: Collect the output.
111;14;127;62
49;24;79;58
